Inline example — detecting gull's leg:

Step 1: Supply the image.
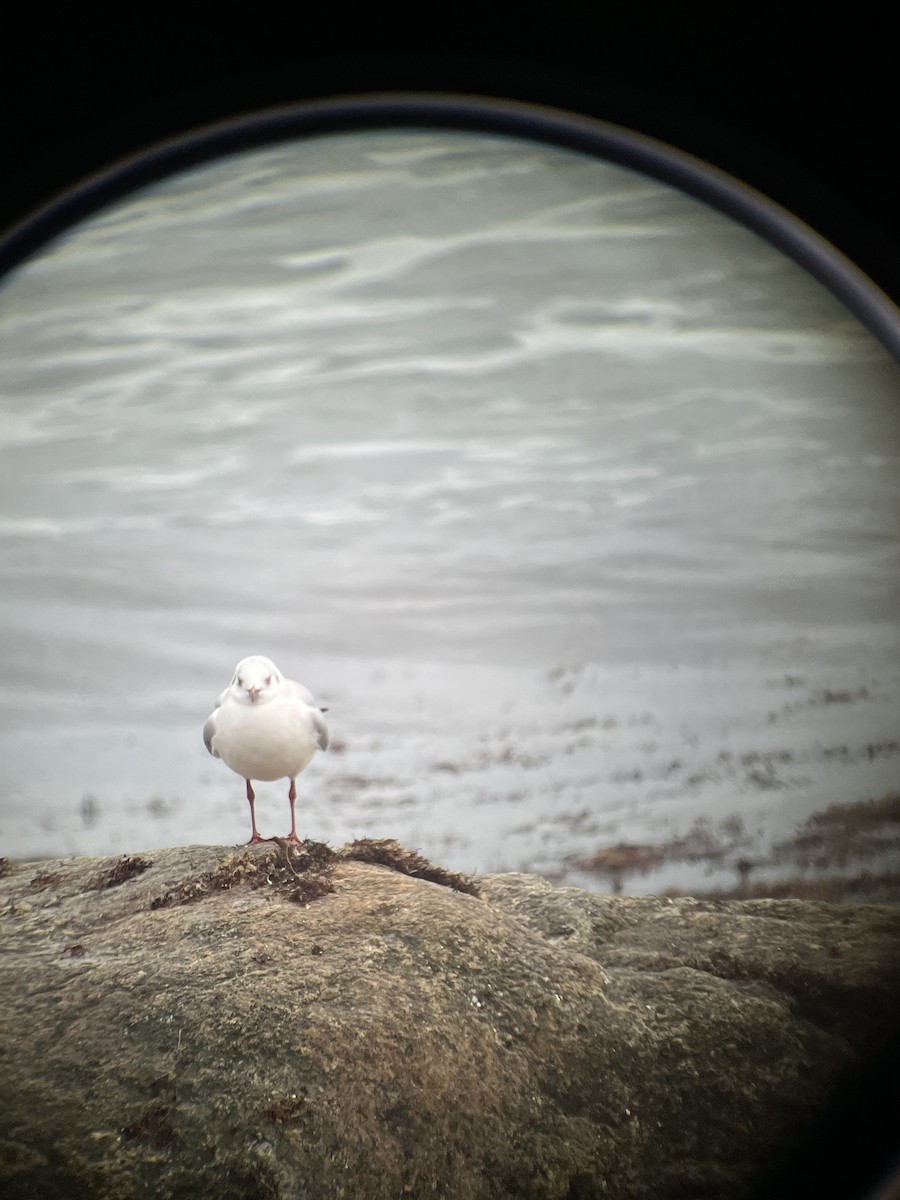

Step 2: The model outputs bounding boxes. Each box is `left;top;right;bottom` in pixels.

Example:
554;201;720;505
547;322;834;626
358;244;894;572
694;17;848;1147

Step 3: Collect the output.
285;779;302;846
245;779;267;844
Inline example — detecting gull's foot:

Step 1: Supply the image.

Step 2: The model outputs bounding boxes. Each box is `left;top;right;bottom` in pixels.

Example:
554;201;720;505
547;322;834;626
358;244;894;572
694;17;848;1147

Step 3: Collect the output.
246;834;271;845
284;833;303;847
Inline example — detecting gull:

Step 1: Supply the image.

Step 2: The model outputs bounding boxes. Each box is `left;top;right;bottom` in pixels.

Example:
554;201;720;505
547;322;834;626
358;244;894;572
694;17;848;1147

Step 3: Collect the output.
203;655;329;845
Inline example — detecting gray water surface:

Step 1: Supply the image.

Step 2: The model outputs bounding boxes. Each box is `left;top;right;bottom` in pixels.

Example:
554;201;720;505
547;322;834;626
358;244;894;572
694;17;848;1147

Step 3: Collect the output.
1;129;898;890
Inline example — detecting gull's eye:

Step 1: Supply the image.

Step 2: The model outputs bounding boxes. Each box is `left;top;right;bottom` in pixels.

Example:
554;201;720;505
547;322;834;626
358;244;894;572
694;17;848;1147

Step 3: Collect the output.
236;677;243;688
265;676;272;686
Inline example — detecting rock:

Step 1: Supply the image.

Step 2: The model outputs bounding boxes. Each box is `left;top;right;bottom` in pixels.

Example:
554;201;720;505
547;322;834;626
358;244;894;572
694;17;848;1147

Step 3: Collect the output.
1;842;899;1199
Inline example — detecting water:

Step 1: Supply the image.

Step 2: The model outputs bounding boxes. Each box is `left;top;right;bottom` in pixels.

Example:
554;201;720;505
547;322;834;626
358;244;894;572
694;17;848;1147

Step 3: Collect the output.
1;128;898;892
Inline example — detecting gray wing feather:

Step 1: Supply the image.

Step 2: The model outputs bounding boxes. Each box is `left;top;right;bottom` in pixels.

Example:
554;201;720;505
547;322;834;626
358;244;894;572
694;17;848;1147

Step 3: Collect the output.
290;678;329;750
311;708;329;752
203;711;219;757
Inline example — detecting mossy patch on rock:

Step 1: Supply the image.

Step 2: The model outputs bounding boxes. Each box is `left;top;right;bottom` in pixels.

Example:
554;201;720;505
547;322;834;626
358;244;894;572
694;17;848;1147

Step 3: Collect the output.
82;854;152;892
146;838;478;912
258;1090;308;1123
149;841;338;910
28;869;65;891
342;836;480;895
120;1099;177;1150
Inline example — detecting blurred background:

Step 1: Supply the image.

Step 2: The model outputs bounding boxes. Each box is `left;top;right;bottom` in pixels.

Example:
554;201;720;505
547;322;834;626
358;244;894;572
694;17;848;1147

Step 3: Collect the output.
1;127;898;896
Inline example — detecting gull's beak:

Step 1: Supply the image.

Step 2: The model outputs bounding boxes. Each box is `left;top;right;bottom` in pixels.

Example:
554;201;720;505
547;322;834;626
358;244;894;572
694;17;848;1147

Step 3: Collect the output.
247;685;261;702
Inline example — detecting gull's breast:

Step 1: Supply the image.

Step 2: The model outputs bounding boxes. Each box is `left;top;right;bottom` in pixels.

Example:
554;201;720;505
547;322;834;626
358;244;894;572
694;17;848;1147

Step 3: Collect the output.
212;696;320;782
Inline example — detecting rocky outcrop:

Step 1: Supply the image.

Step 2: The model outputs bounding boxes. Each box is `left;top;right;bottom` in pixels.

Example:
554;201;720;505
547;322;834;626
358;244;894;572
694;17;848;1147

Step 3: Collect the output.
1;841;899;1199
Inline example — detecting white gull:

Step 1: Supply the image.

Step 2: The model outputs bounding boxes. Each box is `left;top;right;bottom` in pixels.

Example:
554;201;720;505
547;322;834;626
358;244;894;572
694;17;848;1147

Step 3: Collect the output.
203;655;329;844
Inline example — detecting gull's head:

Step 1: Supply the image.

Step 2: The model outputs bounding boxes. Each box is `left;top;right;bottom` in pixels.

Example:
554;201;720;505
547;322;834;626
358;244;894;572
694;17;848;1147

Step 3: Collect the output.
230;655;284;705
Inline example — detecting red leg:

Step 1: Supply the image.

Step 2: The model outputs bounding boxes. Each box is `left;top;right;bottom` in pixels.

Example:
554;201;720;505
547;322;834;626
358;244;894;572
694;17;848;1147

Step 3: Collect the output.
245;779;267;844
285;778;302;845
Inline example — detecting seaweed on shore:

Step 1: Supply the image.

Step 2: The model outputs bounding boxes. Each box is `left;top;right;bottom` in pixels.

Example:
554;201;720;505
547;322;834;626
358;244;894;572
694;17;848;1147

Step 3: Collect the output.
149;841;338;910
146;836;479;912
83;855;152;892
569;794;900;904
342;837;480;896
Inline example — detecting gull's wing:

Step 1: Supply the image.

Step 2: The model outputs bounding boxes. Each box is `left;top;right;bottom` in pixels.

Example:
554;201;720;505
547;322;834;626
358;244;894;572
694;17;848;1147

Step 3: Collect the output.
290;678;330;750
203;710;219;757
203;683;234;756
290;679;318;706
288;677;329;750
311;707;329;752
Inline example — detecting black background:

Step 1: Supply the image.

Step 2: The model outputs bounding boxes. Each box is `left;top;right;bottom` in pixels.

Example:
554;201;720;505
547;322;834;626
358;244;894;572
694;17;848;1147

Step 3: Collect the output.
2;14;899;313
